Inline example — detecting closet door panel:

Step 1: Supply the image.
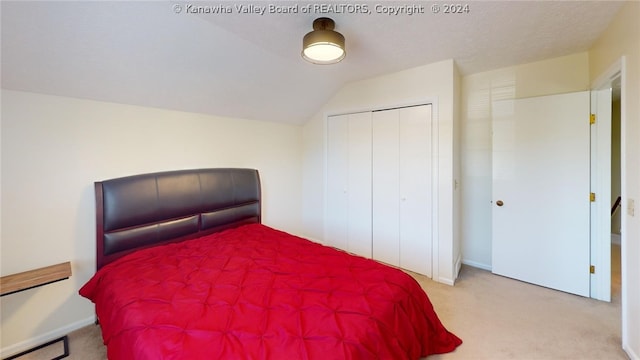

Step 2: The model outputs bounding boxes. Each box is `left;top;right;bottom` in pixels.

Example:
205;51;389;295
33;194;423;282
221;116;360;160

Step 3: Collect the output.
399;105;433;276
347;112;372;258
372;110;400;267
325;115;349;250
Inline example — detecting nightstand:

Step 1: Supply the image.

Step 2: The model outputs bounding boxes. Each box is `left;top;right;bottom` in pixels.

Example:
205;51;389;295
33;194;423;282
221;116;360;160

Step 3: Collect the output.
1;262;72;360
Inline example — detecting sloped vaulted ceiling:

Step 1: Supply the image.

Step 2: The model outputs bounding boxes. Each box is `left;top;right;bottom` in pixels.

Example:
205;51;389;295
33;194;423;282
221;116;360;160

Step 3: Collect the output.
0;1;625;124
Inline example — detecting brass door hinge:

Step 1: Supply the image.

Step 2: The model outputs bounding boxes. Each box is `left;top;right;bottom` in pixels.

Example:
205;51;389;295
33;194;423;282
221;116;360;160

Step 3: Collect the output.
590;114;596;125
590;265;595;274
590;192;596;202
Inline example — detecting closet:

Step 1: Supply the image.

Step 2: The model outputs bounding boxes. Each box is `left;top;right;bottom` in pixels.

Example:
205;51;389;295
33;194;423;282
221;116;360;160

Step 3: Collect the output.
325;104;433;277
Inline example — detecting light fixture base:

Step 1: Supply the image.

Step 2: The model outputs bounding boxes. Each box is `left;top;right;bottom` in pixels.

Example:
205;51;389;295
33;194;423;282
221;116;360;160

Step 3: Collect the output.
312;17;335;31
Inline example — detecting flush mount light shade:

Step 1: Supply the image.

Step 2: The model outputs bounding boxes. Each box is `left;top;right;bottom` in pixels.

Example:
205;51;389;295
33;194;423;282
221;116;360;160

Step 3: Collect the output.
302;18;345;64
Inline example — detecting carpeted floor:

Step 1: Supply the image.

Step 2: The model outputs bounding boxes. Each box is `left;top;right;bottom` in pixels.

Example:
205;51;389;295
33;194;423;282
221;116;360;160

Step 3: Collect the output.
18;245;625;360
420;251;625;359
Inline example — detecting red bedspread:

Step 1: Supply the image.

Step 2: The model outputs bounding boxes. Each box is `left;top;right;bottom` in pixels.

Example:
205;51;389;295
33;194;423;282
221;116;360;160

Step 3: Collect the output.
80;224;461;359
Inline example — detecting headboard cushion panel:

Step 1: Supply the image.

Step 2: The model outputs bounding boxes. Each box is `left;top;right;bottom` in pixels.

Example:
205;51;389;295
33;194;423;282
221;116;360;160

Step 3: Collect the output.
103;215;200;255
201;203;260;231
96;168;261;269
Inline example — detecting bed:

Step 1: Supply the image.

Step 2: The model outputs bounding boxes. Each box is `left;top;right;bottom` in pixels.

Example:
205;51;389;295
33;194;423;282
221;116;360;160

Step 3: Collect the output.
80;168;462;359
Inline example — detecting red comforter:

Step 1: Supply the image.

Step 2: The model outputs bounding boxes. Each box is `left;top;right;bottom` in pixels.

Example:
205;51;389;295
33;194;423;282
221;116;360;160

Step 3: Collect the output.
80;224;461;359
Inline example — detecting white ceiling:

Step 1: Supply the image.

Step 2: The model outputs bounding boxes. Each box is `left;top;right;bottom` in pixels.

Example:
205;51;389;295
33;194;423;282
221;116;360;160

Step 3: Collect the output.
1;1;625;125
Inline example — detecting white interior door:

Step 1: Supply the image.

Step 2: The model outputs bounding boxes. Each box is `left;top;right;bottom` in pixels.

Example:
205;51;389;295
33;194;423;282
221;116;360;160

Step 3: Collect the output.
492;92;591;297
371;105;433;276
399;105;432;276
372;109;400;267
326;115;349;250
347;112;372;258
326;113;372;257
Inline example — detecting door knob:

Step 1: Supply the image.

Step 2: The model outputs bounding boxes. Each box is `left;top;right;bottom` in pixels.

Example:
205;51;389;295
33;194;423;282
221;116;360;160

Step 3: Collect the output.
496;200;504;207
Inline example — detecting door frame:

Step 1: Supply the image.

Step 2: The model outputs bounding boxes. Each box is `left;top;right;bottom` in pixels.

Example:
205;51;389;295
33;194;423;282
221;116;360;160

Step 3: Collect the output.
590;57;629;351
590;58;622;302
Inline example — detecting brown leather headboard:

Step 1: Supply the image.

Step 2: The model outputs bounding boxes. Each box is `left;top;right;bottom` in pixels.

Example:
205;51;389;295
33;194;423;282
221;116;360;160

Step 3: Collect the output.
95;168;261;269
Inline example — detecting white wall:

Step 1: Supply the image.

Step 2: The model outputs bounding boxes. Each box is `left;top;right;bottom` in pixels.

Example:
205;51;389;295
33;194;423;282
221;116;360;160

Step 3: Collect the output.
301;59;460;284
0;90;303;356
589;2;640;358
460;52;590;269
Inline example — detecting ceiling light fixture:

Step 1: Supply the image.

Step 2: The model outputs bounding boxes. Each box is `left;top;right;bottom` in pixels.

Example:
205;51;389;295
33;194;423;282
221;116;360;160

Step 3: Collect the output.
302;17;345;65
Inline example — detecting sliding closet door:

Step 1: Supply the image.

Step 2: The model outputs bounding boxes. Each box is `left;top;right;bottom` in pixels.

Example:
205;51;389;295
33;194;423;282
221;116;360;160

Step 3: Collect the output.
325;112;372;258
372;110;400;267
399;105;432;276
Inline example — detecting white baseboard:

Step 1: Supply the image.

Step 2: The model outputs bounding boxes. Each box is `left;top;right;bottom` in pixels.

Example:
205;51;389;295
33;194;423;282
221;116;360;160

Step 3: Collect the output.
1;316;96;359
436;276;455;286
462;259;492;271
624;344;640;360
